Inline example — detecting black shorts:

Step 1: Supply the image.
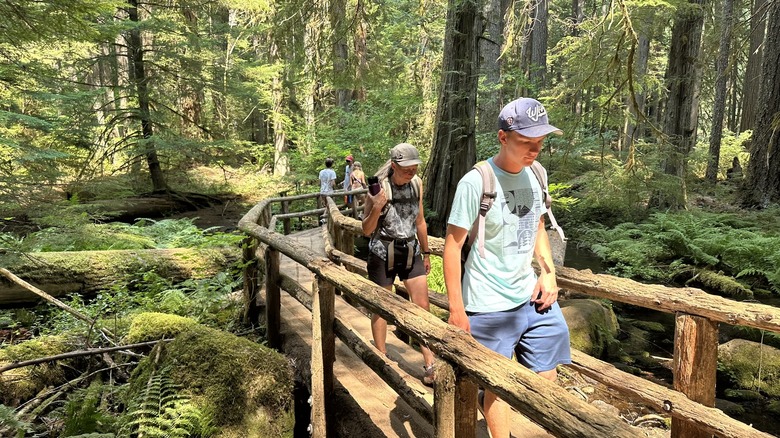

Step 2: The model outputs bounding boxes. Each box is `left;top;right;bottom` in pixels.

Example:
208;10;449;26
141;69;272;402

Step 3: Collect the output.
367;252;426;287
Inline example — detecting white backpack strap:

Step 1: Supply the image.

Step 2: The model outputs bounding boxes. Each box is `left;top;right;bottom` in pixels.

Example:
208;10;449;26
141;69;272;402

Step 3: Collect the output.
530;161;566;242
469;161;496;259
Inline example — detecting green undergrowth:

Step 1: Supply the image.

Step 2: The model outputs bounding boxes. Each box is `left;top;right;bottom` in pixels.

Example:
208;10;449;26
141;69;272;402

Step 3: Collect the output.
1;217;244;253
124;315;294;435
580;209;780;296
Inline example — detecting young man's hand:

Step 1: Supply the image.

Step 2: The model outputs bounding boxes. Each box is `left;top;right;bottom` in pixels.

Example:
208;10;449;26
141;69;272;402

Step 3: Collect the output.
531;274;559;313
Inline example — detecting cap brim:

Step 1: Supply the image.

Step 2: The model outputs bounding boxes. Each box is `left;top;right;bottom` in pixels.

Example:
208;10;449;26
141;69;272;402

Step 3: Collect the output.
516;125;563;137
395;158;422;166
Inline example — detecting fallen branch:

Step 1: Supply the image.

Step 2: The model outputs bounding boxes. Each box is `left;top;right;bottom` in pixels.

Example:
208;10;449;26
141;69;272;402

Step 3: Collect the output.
0;267;116;341
0;339;170;374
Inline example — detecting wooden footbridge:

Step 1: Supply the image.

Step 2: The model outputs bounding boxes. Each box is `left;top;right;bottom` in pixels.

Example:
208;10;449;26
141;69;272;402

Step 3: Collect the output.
237;191;780;438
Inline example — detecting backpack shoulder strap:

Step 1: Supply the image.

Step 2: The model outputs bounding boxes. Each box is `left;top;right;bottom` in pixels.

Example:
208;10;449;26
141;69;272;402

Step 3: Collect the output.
529;161;566;242
411;175;422;201
529;161;550;209
469;161;496;259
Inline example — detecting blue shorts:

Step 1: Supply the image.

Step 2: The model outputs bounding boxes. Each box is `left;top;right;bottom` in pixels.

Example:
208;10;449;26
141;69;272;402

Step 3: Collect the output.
468;302;571;372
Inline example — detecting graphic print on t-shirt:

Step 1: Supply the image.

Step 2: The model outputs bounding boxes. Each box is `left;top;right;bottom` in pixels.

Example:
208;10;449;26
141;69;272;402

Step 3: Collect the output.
501;186;539;256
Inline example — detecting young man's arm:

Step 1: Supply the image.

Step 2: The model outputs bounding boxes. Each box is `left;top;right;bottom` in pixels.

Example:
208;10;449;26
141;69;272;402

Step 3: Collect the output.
531;216;558;311
443;224;470;332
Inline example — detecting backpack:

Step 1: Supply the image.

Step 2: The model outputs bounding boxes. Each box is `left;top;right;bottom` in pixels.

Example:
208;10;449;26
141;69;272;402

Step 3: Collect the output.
465;160;565;260
380;174;421;206
374;175;423;270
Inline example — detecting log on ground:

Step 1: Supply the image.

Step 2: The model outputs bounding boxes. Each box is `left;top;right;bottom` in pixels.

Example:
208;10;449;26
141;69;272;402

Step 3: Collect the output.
0;247;239;306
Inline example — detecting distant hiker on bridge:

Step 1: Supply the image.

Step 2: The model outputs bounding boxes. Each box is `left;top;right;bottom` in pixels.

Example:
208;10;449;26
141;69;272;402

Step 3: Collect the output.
318;157;336;211
342;154;354;204
350;161;368;210
362;143;436;386
442;97;572;438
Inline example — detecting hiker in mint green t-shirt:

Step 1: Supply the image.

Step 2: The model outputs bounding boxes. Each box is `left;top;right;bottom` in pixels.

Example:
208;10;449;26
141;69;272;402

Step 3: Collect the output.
443;97;572;438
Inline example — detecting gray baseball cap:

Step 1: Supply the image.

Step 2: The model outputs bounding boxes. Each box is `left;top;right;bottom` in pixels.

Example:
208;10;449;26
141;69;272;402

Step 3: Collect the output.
390;143;422;166
498;98;562;137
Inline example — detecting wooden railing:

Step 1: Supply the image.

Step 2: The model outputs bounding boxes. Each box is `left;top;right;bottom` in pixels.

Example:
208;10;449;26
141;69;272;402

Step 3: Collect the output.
238;191;779;438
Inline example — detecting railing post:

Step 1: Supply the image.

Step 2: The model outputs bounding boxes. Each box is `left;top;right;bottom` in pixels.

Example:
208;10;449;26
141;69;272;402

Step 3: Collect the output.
311;276;335;437
454;371;478;438
434;361;456;437
265;247;281;349
281;196;291;235
672;313;718;438
242;237;261;325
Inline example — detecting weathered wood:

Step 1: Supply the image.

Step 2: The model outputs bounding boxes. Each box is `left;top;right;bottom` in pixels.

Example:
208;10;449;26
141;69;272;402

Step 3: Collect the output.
672;314;718;438
242;238;262;325
265;247;281;349
80;195;215;222
0;248;239;306
237;217;639;438
553;265;780;333
329;208;780;334
434;361;456;438
0;340;169;374
454;371;477;438
311;276;335;437
281;198;291;235
569;350;773;438
278;272;435;424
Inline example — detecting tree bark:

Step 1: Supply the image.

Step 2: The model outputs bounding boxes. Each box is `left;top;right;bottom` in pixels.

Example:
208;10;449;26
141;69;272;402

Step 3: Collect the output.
424;0;481;237
127;0;168;192
653;0;707;208
0;248;239;306
739;0;768;132
330;0;351;109
705;0;734;182
527;0;549;92
742;1;780;207
476;0;504;136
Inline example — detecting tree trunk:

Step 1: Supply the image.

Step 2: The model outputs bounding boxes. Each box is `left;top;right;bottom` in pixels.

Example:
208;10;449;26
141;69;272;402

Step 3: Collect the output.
330;0;351;109
0;248;239;306
179;6;205;139
476;0;504;136
127;0;168;192
739;0;767;133
528;0;549;91
742;1;780;207
705;0;734;182
353;0;368;102
621;25;651;154
424;0;481;237
271;40;289;177
653;0;707;209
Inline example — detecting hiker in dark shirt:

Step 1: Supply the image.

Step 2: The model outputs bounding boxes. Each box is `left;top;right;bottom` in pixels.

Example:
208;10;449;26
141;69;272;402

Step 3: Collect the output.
362;143;435;386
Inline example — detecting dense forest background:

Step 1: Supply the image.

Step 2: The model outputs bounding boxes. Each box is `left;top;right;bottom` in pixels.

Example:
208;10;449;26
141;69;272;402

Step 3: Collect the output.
2;0;778;293
2;0;780;436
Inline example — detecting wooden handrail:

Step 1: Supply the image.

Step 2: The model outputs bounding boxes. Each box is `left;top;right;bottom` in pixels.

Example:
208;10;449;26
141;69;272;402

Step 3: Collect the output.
240;197;640;437
239;193;776;438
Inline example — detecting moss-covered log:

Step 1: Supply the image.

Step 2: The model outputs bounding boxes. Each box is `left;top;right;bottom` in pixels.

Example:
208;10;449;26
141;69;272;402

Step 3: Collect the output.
0;247;239;306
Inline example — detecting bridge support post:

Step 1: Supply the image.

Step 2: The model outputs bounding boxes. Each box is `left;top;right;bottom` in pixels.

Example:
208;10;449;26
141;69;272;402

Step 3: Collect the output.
311;276;335;437
281;197;291;235
434;361;456;437
436;362;477;438
265;247;281;349
241;237;261;325
672;313;718;438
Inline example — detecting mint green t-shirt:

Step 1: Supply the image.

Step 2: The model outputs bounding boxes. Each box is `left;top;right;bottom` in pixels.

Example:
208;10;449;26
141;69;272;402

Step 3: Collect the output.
447;158;544;313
